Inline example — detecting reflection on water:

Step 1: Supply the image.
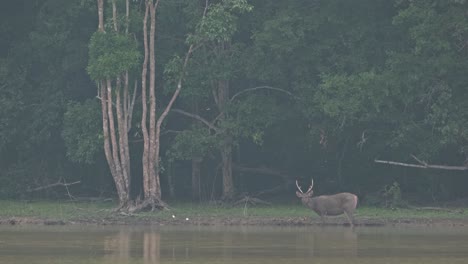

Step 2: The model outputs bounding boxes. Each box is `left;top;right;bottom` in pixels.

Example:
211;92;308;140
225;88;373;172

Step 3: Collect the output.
0;224;468;264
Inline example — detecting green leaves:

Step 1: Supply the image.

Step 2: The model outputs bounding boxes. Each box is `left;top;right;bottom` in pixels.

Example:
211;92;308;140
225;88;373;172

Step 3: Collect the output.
168;126;216;161
191;0;252;44
87;31;140;80
226;94;285;141
315;71;386;125
62;100;103;164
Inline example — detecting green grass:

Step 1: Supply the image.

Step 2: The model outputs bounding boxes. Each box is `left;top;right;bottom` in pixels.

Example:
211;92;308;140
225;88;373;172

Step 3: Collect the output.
0;200;114;220
152;202;468;221
0;200;467;223
144;203;308;220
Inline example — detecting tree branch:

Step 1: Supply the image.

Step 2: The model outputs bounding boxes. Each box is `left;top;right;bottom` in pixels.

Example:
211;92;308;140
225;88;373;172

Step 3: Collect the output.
212;85;298;124
127;78;138;133
374;155;468;171
171;108;218;132
229;86;297;103
27;179;81;192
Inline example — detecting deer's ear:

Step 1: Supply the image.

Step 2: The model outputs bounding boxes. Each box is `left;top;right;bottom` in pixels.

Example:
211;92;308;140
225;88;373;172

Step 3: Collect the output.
296;191;303;198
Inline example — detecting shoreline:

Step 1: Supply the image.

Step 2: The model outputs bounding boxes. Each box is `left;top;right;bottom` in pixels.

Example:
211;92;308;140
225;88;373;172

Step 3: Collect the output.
2;215;468;227
1;200;467;227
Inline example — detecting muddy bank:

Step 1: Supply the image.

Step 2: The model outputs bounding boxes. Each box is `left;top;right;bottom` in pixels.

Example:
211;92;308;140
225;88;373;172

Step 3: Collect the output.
2;215;468;227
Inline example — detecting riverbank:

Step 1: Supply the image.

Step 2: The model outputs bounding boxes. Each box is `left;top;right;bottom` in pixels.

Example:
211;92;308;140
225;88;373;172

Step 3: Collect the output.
0;200;467;227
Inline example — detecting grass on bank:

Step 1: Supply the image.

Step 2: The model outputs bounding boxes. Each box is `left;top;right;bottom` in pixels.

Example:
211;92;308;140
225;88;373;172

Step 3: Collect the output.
0;200;467;222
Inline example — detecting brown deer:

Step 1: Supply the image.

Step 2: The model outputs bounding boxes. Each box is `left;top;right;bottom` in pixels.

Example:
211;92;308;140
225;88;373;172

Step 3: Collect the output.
296;179;358;227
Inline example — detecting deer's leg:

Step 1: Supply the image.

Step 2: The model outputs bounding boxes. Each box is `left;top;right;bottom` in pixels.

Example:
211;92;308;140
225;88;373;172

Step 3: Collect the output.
345;212;354;227
320;213;327;226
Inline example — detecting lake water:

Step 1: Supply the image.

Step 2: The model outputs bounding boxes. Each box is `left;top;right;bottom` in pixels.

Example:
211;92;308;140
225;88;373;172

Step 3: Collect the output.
0;225;468;264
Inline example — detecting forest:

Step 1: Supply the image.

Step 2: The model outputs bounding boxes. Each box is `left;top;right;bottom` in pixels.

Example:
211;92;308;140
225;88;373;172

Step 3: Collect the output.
1;0;467;210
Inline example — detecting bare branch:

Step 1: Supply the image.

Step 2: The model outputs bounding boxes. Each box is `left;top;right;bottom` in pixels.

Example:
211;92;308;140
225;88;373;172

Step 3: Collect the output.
171;108;218;132
356;130;367;151
375;157;468;171
127;78;138;132
203;0;210;17
157;44;194;128
212;87;219;107
156;0;208;128
211;85;298;124
27;179;81;193
229;86;297;103
410;154;428;166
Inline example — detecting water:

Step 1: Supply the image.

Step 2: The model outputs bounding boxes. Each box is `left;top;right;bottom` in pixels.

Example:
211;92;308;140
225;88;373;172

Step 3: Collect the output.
0;225;467;264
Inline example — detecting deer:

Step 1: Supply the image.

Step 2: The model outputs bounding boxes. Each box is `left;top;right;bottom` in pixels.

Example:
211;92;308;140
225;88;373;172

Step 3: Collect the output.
296;179;358;227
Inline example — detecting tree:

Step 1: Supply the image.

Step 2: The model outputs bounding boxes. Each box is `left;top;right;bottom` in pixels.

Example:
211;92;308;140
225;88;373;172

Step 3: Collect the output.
168;1;305;200
88;0;139;207
160;0;254;202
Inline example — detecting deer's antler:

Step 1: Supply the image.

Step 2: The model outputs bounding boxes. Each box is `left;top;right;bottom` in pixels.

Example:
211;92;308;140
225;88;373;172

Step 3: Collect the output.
296;179;314;194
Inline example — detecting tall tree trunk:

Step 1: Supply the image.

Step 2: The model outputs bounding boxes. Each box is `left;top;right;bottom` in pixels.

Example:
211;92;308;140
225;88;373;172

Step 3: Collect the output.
140;0;164;209
216;76;235;200
100;80;118;188
106;79;129;204
97;0;104;32
115;77;131;199
141;1;151;200
148;0;160;201
137;0;197;210
95;0;132;207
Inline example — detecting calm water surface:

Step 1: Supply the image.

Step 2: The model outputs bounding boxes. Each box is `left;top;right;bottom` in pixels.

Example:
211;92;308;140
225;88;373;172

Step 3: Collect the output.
0;224;468;264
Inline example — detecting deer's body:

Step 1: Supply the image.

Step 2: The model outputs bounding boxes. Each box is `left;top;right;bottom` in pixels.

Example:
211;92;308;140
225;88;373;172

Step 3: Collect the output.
296;180;358;227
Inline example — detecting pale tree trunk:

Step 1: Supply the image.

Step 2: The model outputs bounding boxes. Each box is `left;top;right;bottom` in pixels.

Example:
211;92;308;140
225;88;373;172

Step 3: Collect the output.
106;78;126;203
141;2;151;196
139;0;166;210
148;1;160;201
100;80;118;190
97;0;104;32
137;0;199;211
141;1;150;200
95;0;132;207
115;77;131;198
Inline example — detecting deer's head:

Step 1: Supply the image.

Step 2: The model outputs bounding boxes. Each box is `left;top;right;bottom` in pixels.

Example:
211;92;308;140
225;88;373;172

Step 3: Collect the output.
295;179;314;199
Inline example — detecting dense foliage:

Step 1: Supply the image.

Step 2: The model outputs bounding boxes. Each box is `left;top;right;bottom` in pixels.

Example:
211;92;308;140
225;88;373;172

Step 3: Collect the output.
1;0;467;205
